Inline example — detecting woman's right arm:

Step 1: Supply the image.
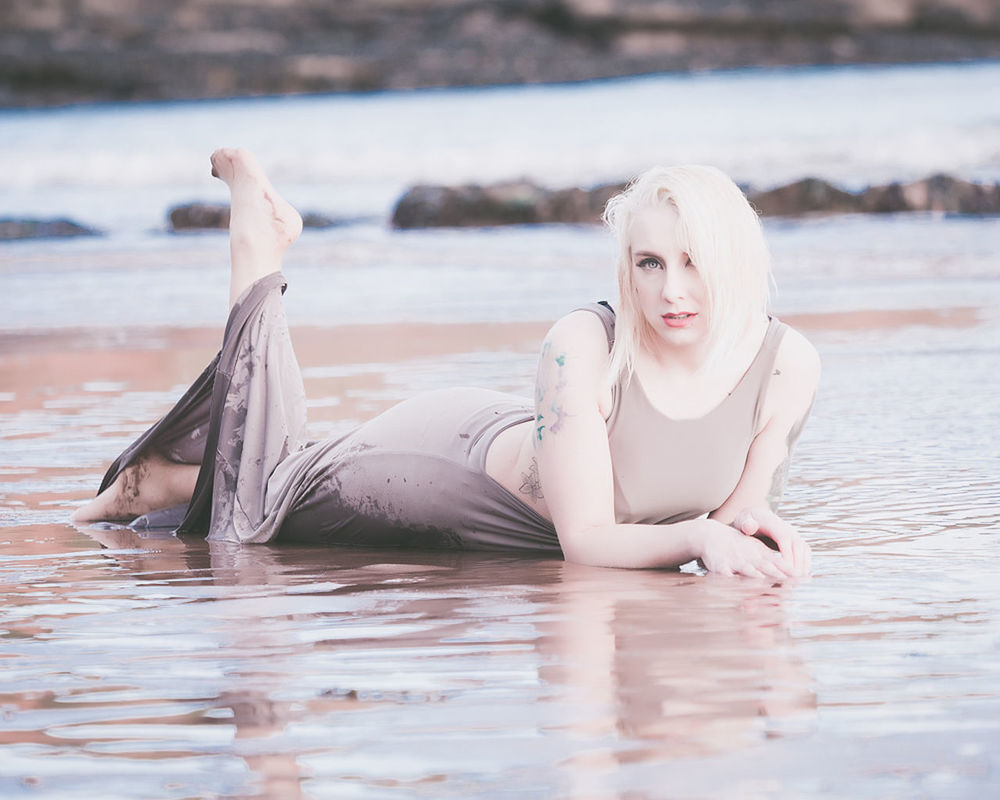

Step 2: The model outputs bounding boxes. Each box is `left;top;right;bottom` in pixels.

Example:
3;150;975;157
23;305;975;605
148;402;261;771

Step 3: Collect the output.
533;311;795;577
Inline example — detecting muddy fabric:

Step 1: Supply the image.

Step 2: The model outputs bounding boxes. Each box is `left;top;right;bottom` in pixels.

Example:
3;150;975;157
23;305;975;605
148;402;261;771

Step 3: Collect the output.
99;271;306;538
102;273;558;552
274;388;558;552
576;303;787;525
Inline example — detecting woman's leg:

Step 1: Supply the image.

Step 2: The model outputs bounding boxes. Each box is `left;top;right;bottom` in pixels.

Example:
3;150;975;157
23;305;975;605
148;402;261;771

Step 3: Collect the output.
71;451;200;523
210;148;303;310
71;148;303;525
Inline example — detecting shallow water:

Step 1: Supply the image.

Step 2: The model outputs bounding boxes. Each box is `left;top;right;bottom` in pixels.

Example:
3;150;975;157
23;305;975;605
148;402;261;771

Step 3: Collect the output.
3;60;1000;235
2;207;999;796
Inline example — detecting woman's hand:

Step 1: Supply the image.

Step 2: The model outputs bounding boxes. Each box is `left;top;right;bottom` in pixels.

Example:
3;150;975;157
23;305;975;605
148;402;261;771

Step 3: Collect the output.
731;507;811;576
698;520;798;578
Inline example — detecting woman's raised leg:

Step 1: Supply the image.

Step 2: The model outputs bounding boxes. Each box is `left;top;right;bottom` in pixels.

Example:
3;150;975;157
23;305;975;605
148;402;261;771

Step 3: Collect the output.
210;147;303;309
72;148;304;526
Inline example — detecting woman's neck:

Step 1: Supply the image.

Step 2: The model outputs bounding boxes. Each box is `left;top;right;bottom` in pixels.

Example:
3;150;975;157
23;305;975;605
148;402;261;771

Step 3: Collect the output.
637;315;770;399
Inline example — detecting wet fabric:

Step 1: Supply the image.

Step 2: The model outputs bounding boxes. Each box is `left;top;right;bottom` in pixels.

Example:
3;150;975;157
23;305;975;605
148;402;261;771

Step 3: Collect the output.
101;273;559;552
575;303;787;525
275;388;559;552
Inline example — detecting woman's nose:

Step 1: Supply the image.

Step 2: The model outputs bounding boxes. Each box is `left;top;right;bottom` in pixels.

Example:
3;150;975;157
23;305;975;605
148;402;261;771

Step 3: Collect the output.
660;264;686;301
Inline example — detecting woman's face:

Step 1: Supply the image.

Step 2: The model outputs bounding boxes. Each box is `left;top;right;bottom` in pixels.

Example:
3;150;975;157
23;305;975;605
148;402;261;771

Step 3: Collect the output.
627;203;710;355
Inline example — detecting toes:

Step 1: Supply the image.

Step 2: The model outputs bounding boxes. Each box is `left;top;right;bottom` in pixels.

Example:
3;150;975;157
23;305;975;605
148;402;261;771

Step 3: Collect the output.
210;149;231;180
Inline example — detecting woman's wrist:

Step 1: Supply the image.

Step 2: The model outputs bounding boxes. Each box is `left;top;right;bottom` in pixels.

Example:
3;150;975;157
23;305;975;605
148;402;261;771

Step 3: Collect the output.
688;518;735;561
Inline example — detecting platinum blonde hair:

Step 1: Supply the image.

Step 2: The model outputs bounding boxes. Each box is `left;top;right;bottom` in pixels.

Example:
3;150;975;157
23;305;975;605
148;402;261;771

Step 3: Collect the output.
602;164;773;385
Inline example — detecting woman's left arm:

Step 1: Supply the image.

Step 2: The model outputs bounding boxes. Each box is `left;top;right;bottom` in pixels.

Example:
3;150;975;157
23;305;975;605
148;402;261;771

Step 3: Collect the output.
708;328;821;575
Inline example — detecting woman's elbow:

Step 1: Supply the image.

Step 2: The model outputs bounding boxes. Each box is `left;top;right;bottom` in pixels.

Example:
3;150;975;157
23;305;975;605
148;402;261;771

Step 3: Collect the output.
556;523;617;567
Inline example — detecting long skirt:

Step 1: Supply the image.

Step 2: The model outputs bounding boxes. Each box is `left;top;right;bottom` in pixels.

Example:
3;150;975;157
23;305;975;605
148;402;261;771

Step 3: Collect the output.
95;273;561;554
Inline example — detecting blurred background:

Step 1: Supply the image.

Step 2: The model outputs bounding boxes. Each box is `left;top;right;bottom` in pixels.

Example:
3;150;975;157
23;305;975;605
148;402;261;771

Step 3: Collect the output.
4;0;1000;106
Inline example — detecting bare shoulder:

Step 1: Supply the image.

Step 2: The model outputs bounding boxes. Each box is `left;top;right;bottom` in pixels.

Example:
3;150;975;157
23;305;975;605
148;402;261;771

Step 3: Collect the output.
776;325;820;384
549;306;612;342
769;325;821;417
544;307;613;364
537;308;614;415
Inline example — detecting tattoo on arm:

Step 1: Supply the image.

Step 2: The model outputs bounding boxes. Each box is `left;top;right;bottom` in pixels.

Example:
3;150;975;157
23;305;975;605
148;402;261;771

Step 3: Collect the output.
766;395;815;511
549;402;571;434
519;457;544;501
533;342;571;445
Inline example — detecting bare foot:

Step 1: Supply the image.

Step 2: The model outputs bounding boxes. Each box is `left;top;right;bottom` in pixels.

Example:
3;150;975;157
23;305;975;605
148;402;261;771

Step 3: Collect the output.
71;452;199;525
209;148;303;307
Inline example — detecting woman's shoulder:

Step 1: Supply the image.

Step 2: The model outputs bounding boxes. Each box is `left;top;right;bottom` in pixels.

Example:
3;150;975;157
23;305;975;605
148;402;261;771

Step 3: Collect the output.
547;303;615;355
541;307;616;415
774;323;821;377
769;322;821;414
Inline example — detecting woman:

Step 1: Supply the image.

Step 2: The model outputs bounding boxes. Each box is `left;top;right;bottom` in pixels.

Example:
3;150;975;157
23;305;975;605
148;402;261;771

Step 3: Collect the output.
73;149;820;578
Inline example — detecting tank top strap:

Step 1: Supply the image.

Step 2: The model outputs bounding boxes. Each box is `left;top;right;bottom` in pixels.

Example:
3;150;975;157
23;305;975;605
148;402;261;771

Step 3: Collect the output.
572;301;616;352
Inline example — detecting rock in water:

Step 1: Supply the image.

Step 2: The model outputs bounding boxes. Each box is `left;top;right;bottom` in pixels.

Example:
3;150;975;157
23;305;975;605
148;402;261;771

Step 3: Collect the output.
0;218;99;240
748;178;860;216
392;183;544;228
169;204;352;231
168;203;231;231
901;175;1000;214
391;181;626;228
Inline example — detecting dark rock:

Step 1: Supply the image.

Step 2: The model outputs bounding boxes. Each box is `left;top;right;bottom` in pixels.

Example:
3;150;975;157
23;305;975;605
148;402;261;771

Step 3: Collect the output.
901;174;1000;214
301;212;352;229
168;203;230;231
392;181;625;228
857;182;910;214
392;183;544;228
748;178;859;217
168;203;356;231
392;172;1000;228
0;218;99;240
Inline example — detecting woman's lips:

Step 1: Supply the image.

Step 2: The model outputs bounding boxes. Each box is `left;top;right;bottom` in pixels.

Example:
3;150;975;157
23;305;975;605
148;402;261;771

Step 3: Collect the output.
662;312;696;328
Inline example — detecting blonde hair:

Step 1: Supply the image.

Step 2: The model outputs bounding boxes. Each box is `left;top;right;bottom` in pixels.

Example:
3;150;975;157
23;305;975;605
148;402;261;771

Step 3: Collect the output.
602;164;773;385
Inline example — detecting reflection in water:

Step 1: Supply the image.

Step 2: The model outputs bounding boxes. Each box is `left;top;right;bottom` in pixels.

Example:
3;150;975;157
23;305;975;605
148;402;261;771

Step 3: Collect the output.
1;527;817;797
545;566;817;797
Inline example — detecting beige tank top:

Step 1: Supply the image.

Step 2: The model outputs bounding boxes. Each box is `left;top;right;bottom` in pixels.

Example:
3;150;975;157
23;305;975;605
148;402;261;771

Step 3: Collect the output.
579;302;787;525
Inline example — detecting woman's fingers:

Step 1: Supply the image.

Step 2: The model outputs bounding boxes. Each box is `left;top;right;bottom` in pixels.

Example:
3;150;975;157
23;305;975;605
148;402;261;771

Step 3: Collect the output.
736;546;796;580
704;521;805;579
747;506;811;576
737;558;790;580
734;508;761;536
768;551;797;578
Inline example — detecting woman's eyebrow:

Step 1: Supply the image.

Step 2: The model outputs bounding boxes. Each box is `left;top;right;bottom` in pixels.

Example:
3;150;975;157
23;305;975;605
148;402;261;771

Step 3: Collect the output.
633;248;691;261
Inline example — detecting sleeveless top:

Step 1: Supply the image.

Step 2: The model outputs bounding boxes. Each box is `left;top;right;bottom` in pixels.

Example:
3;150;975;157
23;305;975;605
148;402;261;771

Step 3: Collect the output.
578;302;787;525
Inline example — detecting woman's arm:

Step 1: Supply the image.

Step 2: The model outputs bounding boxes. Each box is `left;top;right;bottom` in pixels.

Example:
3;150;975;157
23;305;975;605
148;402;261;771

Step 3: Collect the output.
533;311;797;577
709;327;821;574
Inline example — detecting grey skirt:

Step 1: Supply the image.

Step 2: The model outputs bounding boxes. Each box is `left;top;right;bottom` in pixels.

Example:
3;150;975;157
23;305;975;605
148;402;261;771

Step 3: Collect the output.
96;273;561;554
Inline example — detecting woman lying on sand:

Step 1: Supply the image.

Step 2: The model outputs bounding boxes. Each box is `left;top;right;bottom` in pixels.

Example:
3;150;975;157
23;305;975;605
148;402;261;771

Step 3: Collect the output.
73;148;820;577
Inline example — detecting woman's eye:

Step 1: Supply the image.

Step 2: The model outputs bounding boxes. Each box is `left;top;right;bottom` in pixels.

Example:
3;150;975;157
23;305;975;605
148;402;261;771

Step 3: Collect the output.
637;257;661;270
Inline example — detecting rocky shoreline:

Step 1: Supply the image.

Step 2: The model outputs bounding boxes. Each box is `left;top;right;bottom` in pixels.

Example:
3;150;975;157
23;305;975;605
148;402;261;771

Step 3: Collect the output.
3;173;997;240
4;0;1000;107
389;173;1000;228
